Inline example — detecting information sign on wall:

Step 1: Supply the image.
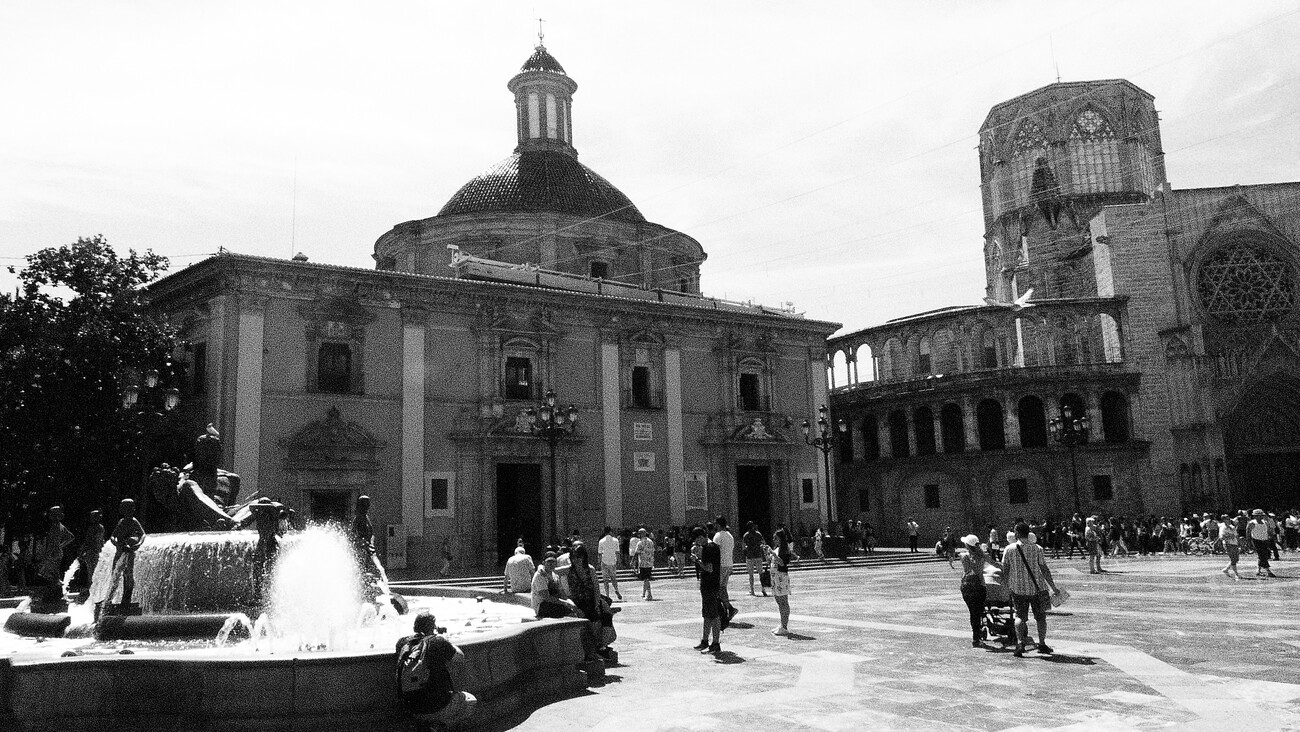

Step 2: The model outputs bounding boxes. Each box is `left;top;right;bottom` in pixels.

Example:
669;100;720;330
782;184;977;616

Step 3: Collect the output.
633;422;653;441
633;452;656;471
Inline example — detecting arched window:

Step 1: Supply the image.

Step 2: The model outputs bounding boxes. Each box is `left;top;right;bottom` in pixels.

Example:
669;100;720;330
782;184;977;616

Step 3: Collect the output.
977;399;1006;451
862;414;880;461
1011;118;1048;206
981;329;999;369
1069;108;1120;194
889;409;910;458
831;350;849;389
1101;391;1130;443
1017;395;1048;448
940;403;965;454
914;406;936;456
918;337;932;374
856;344;875;382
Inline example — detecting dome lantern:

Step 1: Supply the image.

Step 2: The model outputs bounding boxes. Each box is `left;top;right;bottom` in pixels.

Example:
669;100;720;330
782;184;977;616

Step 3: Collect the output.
507;41;578;157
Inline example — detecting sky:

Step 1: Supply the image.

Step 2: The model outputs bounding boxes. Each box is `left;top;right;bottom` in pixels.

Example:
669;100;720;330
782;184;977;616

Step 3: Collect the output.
2;1;1298;334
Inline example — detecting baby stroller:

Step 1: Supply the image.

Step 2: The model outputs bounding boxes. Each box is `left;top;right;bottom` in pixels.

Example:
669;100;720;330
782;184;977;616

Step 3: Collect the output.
981;573;1016;645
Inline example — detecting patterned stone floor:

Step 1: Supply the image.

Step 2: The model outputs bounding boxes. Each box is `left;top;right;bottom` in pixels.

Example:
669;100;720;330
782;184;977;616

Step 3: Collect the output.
485;552;1300;731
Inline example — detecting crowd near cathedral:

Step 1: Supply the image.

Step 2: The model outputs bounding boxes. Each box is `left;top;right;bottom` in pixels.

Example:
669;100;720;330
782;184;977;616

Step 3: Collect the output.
146;39;1300;569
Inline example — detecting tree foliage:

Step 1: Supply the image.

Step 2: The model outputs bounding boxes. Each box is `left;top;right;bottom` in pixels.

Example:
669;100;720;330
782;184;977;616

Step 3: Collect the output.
0;235;177;531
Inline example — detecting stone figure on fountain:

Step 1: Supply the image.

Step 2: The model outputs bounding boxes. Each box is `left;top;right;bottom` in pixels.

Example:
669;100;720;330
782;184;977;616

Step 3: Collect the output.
352;495;392;603
249;497;286;601
143;424;241;532
98;498;146;619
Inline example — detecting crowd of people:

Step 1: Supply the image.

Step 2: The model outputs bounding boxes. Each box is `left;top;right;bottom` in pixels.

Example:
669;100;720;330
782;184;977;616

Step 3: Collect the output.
508;516;801;657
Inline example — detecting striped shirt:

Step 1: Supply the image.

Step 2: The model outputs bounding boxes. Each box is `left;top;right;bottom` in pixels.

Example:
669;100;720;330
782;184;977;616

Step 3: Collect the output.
1001;541;1048;597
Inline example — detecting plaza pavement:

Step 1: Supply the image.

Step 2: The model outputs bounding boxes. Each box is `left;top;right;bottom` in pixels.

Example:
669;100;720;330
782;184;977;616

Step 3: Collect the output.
481;552;1300;731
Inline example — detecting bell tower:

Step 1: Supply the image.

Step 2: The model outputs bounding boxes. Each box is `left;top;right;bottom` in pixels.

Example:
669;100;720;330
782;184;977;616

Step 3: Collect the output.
978;80;1168;302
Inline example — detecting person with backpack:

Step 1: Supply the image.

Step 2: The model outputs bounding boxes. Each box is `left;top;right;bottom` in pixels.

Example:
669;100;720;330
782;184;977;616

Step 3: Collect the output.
395;610;477;730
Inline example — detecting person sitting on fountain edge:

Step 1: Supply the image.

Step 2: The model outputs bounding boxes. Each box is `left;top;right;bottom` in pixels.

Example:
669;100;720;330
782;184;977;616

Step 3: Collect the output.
396;610;477;730
99;499;145;618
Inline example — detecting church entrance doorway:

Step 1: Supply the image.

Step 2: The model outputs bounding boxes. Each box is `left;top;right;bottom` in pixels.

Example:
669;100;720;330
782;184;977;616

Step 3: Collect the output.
496;463;543;563
736;465;773;536
1225;375;1300;510
309;490;351;526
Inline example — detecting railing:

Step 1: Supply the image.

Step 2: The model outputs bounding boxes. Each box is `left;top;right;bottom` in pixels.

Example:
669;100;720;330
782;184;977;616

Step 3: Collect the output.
832;361;1133;397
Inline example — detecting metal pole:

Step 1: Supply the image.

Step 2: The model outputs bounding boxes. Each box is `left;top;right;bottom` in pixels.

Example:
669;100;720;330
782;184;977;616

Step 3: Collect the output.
548;432;559;545
1069;442;1080;514
823;445;834;525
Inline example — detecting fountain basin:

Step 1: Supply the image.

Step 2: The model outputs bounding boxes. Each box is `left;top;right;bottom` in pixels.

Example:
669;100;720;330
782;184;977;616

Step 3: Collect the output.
0;587;590;731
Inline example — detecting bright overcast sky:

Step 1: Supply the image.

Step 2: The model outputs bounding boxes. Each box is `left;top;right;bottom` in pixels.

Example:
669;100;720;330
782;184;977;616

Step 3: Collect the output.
2;1;1298;334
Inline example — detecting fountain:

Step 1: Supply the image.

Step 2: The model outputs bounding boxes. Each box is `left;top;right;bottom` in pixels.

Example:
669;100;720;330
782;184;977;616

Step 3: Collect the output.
0;429;591;730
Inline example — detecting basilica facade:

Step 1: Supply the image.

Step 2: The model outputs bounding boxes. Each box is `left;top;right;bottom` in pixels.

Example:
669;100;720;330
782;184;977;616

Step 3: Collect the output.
147;44;839;570
829;80;1300;543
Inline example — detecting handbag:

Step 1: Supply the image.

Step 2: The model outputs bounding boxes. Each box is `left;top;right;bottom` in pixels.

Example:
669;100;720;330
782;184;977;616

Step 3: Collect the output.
759;567;772;588
1050;588;1070;607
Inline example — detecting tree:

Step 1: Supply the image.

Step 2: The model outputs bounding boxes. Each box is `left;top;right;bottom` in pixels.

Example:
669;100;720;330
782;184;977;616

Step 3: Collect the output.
0;235;178;536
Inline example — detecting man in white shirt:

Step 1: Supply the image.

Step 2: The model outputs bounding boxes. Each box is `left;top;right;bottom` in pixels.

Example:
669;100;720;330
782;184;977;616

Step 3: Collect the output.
1001;522;1060;657
597;526;623;601
1248;509;1277;578
712;516;736;616
503;546;535;593
906;518;920;553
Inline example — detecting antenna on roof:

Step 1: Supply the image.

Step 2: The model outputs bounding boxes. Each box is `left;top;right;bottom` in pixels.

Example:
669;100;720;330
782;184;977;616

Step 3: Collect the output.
537;16;545;47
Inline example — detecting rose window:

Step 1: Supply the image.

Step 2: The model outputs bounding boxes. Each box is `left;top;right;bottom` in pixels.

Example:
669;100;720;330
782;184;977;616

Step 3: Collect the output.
1197;242;1295;324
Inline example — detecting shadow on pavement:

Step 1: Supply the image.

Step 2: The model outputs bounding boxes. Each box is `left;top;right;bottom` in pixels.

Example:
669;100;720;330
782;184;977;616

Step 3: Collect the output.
713;650;745;664
1043;654;1097;665
784;632;815;641
476;688;598;732
728;621;756;629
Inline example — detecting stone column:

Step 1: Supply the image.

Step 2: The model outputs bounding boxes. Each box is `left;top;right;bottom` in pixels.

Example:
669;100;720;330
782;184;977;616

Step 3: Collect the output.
905;409;918;457
401;308;427;537
601;341;623;527
931;407;944;454
878;416;893;459
232;294;266;495
665;348;685;525
1004;394;1022;449
962;395;979;449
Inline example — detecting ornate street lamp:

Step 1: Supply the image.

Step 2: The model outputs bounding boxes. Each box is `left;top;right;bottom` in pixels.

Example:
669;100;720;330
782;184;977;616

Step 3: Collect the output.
1049;404;1090;514
121;362;183;511
526;389;578;544
802;404;846;524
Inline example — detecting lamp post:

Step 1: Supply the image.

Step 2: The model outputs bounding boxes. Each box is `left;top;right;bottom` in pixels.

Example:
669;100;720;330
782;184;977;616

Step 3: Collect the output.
526;389;578;545
802;405;846;525
121;364;182;510
1049;404;1090;514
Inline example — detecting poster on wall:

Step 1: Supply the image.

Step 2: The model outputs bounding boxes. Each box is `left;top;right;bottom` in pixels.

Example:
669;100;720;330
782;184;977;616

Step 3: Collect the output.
633;422;653;441
633;452;656;471
685;471;708;510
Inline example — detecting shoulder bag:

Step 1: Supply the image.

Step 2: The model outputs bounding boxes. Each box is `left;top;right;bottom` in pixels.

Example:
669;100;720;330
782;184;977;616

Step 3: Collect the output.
1016;544;1067;607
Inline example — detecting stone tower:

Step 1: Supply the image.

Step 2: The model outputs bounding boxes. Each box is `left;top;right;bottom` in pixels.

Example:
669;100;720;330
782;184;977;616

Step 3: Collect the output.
978;80;1168;302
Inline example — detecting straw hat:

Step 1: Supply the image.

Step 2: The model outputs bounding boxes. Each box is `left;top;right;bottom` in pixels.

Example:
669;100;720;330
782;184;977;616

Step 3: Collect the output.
961;534;979;547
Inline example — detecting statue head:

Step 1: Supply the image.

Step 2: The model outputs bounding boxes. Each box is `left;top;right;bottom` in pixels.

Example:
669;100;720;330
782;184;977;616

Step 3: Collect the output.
119;498;137;518
193;424;223;474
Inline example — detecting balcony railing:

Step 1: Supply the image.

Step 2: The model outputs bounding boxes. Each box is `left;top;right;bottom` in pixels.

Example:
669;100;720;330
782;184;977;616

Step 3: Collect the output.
833;361;1133;399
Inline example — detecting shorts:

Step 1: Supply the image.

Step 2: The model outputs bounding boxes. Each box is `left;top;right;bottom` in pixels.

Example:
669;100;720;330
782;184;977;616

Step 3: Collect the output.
1011;592;1047;624
746;557;764;574
772;569;790;597
700;588;720;618
638;567;653;581
601;563;618;582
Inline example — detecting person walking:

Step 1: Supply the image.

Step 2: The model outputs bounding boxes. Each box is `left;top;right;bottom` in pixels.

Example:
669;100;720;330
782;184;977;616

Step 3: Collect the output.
1085;516;1104;574
1248;509;1277;578
597;526;623;601
766;528;795;636
712;516;736;619
691;526;723;654
631;527;656;600
1001;522;1062;658
742;522;766;596
959;534;994;647
1218;513;1242;580
906;518;920;553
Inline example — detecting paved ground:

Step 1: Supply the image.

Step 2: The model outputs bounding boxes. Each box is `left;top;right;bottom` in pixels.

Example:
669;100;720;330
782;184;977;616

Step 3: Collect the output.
482;552;1300;731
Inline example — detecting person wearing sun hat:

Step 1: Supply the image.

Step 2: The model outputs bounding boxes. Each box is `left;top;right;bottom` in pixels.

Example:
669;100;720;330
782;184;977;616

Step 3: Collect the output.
1248;509;1277;578
958;533;995;647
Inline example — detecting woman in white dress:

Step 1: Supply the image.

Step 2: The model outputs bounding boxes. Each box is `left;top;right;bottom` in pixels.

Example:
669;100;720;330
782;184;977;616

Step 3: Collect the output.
766;529;796;636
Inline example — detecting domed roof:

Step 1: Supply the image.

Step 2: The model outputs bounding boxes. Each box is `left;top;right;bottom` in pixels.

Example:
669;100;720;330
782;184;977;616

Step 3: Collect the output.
437;151;645;223
521;46;566;74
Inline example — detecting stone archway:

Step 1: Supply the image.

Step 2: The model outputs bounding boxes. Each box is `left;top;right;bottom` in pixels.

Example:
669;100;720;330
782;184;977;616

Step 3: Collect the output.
1224;374;1300;510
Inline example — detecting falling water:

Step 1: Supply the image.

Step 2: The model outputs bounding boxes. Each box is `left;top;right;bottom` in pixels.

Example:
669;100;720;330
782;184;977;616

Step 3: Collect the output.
215;613;253;646
264;524;361;651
